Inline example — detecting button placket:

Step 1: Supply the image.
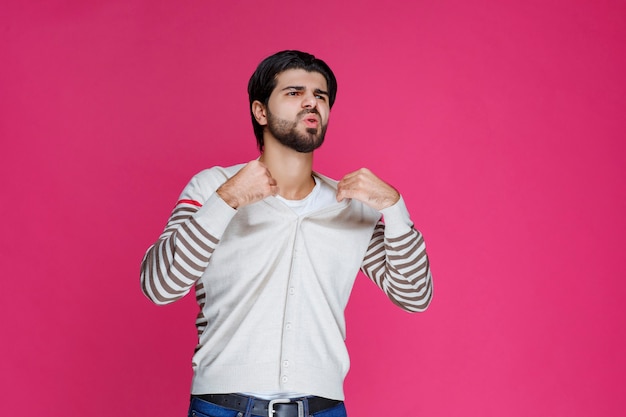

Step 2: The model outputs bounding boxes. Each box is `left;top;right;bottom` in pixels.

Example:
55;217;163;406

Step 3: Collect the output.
279;220;304;389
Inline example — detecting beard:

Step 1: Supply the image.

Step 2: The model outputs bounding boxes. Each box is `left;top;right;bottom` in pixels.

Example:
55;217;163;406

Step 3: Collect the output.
266;109;327;153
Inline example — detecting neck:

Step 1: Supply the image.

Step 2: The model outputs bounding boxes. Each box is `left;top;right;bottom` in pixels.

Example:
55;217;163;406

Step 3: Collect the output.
259;137;315;200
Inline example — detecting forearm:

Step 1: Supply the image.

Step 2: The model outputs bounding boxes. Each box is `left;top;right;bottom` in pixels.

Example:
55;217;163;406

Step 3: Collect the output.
361;197;433;312
140;193;235;305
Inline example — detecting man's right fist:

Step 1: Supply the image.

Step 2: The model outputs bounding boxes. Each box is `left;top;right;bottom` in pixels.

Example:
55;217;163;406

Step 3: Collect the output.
216;160;279;209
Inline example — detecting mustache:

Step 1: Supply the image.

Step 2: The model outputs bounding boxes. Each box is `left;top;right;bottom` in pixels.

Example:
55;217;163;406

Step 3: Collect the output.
298;108;320;117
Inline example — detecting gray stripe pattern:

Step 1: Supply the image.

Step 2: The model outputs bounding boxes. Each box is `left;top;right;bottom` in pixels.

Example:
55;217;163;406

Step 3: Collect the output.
141;203;220;305
361;222;433;312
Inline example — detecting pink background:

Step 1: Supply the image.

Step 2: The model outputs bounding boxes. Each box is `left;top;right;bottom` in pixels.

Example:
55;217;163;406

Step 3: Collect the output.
2;1;625;416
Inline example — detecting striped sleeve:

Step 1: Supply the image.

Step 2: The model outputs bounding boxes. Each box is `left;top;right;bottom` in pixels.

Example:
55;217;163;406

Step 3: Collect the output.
360;198;433;312
140;190;236;305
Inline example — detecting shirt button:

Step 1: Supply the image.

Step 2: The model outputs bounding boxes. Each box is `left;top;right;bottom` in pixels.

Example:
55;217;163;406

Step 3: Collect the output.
285;323;292;330
289;287;295;295
282;376;289;383
283;360;289;367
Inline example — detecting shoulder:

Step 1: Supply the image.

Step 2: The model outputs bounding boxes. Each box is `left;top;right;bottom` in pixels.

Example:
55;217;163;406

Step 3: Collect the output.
179;163;246;200
192;163;246;185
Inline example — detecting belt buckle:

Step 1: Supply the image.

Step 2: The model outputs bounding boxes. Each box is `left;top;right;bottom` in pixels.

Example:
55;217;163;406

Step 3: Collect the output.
268;399;304;417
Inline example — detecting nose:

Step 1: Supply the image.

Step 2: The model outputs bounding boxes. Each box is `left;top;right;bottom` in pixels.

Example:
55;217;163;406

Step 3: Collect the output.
302;91;317;109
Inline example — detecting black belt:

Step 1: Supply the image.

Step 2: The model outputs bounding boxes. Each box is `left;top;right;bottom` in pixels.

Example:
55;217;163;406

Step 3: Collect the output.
193;393;342;417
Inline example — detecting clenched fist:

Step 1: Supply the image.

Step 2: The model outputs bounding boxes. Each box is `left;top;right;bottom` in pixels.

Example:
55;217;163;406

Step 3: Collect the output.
336;168;400;211
216;160;279;209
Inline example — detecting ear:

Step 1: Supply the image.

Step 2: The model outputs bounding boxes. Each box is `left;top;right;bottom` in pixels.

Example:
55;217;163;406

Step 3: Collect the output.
252;101;268;126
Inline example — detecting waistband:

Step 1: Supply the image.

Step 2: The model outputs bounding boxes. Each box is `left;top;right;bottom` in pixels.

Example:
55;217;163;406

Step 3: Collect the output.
192;393;342;417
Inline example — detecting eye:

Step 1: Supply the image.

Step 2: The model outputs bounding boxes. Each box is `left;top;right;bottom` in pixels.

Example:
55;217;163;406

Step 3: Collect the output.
287;91;300;96
315;94;326;101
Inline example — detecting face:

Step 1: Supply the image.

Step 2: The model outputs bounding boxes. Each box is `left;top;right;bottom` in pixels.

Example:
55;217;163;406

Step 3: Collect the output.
256;69;331;153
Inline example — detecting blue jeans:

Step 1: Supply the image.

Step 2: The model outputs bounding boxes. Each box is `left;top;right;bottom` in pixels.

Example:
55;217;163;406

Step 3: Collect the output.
188;396;348;417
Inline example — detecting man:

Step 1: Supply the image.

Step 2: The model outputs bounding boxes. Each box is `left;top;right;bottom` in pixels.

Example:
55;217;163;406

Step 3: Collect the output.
141;50;433;417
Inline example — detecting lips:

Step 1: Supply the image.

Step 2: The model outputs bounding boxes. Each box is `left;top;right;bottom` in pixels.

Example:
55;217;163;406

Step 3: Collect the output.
302;113;319;128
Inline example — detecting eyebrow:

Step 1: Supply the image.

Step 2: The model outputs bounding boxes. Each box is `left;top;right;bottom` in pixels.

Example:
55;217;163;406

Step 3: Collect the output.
281;86;329;97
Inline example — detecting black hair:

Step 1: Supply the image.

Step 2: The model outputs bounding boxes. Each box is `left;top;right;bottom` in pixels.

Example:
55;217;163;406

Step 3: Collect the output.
247;50;338;151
